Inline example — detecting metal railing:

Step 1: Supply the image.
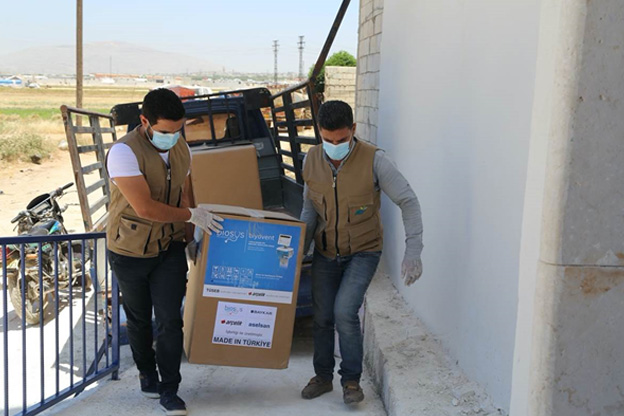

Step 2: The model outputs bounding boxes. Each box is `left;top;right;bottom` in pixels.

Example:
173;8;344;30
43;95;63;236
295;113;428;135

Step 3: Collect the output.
0;232;119;416
270;80;321;218
60;106;118;233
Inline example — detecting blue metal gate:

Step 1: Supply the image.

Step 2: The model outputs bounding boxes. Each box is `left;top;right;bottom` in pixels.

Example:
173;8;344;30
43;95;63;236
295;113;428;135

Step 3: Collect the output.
1;232;119;416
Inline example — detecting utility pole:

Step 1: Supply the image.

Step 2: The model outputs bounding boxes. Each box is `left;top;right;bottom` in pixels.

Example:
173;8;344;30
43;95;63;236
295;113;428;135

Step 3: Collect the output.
76;0;83;125
298;35;305;81
273;40;279;85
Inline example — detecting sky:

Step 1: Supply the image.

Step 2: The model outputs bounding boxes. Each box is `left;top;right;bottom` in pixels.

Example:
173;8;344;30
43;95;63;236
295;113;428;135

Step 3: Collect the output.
0;0;358;74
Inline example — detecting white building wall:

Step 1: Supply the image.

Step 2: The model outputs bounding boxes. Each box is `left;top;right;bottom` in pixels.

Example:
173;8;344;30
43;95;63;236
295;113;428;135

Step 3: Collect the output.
373;1;541;410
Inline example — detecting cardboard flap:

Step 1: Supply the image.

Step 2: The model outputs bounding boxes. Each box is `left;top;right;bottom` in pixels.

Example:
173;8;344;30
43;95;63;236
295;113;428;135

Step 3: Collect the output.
197;203;300;223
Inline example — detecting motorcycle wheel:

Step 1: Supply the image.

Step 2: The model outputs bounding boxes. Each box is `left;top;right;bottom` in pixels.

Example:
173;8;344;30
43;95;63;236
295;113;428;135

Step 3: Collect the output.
62;242;92;291
7;264;55;326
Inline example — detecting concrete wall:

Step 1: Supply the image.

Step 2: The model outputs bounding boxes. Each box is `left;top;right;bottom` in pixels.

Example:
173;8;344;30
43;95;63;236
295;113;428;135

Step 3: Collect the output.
355;0;383;144
520;1;624;414
369;0;541;410
324;66;357;110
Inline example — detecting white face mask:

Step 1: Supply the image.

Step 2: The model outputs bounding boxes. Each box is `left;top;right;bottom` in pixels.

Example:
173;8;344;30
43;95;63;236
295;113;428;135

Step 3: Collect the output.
323;140;352;161
147;122;180;151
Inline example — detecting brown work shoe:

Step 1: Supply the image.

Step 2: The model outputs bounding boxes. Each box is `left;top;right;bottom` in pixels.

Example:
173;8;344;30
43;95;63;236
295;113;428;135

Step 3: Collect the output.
342;380;364;404
301;375;333;399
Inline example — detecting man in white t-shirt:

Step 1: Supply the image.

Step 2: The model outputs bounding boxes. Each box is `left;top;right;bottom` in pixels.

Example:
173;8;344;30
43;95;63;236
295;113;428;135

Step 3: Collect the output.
105;88;221;416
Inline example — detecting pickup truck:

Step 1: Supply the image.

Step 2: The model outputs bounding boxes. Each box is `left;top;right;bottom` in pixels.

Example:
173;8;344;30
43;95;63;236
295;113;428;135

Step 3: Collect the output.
60;0;351;327
109;84;322;318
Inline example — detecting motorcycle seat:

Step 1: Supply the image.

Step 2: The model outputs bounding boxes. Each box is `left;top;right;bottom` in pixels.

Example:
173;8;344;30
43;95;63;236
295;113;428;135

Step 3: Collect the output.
28;220;58;236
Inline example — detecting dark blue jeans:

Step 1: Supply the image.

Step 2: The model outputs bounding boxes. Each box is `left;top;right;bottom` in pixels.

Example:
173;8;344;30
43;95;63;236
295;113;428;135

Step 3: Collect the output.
311;250;381;384
108;241;188;394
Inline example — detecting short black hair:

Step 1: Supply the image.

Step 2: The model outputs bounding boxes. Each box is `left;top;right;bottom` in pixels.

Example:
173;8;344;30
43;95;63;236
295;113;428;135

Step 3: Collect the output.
141;88;185;125
317;100;353;130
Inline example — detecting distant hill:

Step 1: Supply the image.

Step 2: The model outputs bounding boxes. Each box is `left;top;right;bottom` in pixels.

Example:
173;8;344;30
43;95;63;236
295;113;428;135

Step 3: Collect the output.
0;41;219;75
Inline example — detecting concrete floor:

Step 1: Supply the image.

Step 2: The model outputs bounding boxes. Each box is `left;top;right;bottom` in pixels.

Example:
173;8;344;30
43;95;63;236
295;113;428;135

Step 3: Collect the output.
1;285;108;416
0;271;510;416
41;317;387;416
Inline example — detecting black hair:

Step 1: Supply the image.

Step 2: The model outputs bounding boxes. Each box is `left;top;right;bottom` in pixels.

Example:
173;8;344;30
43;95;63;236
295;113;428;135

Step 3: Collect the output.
317;100;354;130
141;88;185;125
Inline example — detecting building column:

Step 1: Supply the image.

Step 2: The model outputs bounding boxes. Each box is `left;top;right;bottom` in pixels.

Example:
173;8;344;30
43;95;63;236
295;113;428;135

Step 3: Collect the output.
522;1;624;414
355;0;383;144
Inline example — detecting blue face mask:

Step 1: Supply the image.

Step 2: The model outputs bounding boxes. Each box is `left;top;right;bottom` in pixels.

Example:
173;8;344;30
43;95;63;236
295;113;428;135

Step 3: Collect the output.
323;140;352;161
147;122;180;151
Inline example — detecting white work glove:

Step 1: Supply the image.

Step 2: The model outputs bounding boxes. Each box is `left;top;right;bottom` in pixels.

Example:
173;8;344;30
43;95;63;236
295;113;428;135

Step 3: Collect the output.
187;207;224;235
401;256;423;286
185;240;199;263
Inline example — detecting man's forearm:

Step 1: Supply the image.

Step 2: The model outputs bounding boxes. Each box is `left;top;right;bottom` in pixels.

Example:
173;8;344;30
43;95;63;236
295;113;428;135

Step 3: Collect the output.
136;201;192;223
375;151;424;258
401;200;424;258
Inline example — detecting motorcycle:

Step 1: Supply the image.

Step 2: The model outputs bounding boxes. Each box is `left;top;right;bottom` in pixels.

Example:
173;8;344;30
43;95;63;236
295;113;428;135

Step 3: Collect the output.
2;182;91;325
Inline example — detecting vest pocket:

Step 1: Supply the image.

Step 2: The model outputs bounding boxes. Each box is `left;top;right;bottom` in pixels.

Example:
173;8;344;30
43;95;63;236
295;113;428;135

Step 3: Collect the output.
308;189;327;221
348;217;381;253
348;194;375;225
116;216;152;256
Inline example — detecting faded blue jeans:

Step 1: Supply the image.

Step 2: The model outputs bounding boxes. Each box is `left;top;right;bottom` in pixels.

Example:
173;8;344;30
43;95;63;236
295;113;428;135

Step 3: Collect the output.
311;250;381;384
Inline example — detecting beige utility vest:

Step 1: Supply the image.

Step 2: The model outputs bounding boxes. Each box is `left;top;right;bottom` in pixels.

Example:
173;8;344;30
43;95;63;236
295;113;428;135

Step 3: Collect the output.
106;127;190;258
303;140;383;258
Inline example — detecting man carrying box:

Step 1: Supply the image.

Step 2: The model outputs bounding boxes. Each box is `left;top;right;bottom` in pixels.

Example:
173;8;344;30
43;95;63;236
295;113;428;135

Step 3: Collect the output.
300;100;424;404
106;88;223;416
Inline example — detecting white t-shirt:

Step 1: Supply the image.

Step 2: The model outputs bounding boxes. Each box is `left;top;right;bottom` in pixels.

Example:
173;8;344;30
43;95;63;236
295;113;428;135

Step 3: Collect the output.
107;142;192;181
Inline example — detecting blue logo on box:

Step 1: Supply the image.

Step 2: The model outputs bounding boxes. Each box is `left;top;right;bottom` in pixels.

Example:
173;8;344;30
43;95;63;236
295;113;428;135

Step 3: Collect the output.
204;218;301;293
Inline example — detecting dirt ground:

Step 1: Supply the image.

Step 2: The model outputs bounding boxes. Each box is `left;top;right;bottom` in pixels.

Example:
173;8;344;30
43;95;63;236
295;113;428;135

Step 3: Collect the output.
0;86;147;237
0;150;90;237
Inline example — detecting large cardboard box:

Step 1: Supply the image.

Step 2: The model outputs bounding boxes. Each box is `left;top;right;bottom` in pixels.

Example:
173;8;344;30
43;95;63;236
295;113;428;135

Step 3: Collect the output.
190;145;263;209
183;204;305;368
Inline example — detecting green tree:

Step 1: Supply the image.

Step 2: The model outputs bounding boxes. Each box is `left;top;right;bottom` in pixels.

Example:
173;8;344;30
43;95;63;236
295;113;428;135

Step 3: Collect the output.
308;50;356;94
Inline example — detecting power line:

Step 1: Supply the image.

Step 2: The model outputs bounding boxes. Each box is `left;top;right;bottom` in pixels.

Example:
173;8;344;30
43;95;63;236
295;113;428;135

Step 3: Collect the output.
273;40;279;84
298;35;305;81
